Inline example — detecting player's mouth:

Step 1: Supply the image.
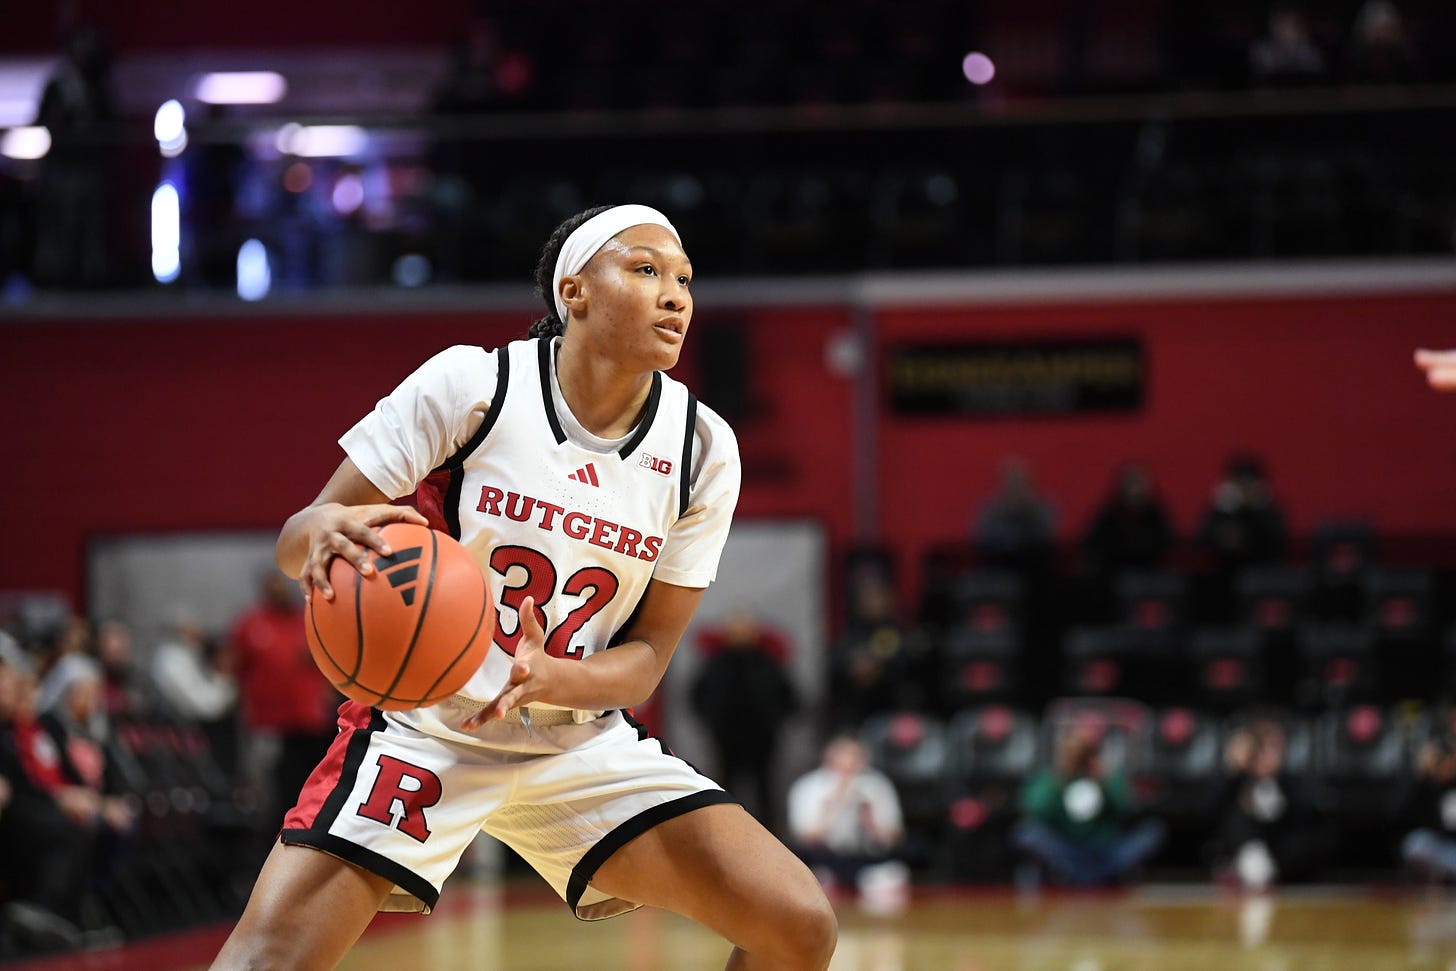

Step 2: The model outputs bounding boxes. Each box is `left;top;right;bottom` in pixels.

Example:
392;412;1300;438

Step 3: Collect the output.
654;317;685;340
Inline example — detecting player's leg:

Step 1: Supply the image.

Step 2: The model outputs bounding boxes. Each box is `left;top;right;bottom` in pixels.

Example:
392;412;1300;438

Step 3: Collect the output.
589;802;837;971
210;841;393;971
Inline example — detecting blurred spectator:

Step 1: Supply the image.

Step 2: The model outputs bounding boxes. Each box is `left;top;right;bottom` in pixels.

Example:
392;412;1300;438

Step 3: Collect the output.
228;572;336;835
1249;8;1328;86
428;15;535;283
186;105;248;289
973;458;1058;574
691;611;798;828
1345;1;1421;83
34;654;133;833
1081;462;1175;575
1011;726;1165;886
1209;715;1334;889
1197;454;1288;604
432;16;535;117
93;619;144;719
151;608;238;775
0;644;87;952
787;734;908;908
1399;733;1456;882
827;570;925;728
32;25;117;289
9;654;135;942
35;614;92;676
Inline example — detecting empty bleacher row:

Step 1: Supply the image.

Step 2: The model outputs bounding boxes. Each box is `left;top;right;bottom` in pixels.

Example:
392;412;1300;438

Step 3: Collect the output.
860;697;1441;881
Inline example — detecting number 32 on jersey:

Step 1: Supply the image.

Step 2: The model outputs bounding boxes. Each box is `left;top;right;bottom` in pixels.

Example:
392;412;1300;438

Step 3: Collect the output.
488;546;619;659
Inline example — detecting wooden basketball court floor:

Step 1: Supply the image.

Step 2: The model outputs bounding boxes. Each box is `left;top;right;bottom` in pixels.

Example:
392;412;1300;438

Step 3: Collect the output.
11;879;1456;971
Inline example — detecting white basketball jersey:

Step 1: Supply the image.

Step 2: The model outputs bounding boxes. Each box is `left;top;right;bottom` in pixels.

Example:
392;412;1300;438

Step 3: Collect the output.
341;337;740;724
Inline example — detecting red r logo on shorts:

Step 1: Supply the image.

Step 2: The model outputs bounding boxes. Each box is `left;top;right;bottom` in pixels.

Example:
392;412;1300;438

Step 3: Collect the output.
356;755;443;843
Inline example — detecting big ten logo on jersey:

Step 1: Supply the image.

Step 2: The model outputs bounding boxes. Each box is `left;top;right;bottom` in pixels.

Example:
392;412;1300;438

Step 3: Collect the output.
639;453;673;476
356;755;443;843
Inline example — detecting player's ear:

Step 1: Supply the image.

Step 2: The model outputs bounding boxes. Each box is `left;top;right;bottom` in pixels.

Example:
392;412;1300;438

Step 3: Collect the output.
559;275;586;318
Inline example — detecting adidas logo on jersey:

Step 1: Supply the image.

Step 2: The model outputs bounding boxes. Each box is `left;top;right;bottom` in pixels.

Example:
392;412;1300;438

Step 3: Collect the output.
375;546;424;606
567;463;600;487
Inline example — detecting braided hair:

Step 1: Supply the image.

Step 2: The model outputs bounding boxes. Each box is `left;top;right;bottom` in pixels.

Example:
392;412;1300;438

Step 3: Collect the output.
527;204;615;338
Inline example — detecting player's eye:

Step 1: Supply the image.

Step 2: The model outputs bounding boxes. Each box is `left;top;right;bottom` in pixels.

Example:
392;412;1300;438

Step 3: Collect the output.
677;275;691;287
639;264;656;276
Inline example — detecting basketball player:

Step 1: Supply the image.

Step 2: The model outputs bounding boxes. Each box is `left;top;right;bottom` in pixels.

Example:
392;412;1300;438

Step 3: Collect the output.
210;205;837;970
1415;349;1456;391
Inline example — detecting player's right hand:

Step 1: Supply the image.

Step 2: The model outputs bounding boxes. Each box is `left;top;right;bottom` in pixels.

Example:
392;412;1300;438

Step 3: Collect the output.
301;502;429;602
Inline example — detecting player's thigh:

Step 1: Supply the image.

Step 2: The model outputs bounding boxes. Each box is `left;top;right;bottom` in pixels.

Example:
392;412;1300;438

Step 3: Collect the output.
211;841;393;971
589;803;834;952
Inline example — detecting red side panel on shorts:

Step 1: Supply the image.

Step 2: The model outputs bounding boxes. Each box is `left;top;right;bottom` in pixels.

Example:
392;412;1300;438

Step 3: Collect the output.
283;700;375;830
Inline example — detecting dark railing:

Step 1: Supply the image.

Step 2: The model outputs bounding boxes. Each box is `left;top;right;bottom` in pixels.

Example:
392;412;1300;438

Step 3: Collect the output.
2;85;1452;297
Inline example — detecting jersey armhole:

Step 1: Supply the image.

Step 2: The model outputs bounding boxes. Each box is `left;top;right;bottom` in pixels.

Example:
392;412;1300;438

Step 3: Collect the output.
421;348;512;538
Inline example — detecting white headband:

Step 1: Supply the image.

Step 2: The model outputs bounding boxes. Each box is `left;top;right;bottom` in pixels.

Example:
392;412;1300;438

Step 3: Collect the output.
552;204;682;325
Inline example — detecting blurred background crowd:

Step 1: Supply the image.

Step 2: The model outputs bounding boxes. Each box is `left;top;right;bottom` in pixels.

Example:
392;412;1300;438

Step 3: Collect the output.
2;0;1455;962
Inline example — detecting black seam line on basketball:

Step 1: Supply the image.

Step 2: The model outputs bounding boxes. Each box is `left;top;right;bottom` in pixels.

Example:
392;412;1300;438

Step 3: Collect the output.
565;789;739;919
678;392;697;519
348;564;366;685
616;371;663;460
315;707;386;831
537;336;567;445
279;830;440;912
419;559;490;703
310;598;353;687
380;529;439;701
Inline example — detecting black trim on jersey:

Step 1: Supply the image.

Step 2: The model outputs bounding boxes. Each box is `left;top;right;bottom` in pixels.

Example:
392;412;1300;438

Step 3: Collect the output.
618;706;672;757
537;337;568;445
615;372;663;461
677;393;697;519
437;348;511;539
565;789;738;920
279;831;440;913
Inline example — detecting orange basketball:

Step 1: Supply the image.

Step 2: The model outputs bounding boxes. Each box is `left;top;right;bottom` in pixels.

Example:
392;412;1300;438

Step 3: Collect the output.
305;523;494;711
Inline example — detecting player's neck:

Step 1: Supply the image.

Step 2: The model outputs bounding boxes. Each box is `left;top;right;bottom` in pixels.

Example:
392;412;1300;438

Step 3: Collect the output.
554;341;653;440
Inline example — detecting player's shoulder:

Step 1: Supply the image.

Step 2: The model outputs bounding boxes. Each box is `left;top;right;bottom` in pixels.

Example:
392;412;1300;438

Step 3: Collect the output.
407;343;503;396
420;343;496;373
658;371;740;461
691;397;739;461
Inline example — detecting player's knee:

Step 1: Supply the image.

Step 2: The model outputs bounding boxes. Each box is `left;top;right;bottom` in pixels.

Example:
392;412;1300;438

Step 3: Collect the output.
792;890;838;966
210;930;308;971
777;890;837;968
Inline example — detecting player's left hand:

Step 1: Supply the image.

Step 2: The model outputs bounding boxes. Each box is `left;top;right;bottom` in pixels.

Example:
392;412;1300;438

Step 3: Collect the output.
463;596;549;730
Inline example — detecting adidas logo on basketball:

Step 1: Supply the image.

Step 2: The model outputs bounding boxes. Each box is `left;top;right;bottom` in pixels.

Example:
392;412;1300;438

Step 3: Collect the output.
375;546;424;606
567;463;600;487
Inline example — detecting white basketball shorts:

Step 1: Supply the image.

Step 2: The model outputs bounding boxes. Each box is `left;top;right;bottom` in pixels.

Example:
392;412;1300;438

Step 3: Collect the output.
281;701;732;919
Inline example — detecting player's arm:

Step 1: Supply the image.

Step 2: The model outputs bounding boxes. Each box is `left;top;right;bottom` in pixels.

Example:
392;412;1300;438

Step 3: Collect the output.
276;458;427;601
468;579;704;725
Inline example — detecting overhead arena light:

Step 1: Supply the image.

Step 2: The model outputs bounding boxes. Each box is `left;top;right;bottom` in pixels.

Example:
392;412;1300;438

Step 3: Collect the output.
274;123;367;158
0;125;51;160
193;71;287;105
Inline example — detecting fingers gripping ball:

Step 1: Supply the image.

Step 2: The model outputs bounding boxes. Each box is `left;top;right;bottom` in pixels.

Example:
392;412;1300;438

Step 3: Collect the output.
306;523;494;710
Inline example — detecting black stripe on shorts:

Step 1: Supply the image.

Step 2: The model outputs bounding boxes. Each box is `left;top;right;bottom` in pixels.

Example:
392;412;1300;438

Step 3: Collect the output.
565;788;739;920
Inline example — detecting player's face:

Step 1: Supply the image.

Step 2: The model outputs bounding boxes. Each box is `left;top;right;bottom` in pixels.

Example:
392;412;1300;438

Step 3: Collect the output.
579;224;693;371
